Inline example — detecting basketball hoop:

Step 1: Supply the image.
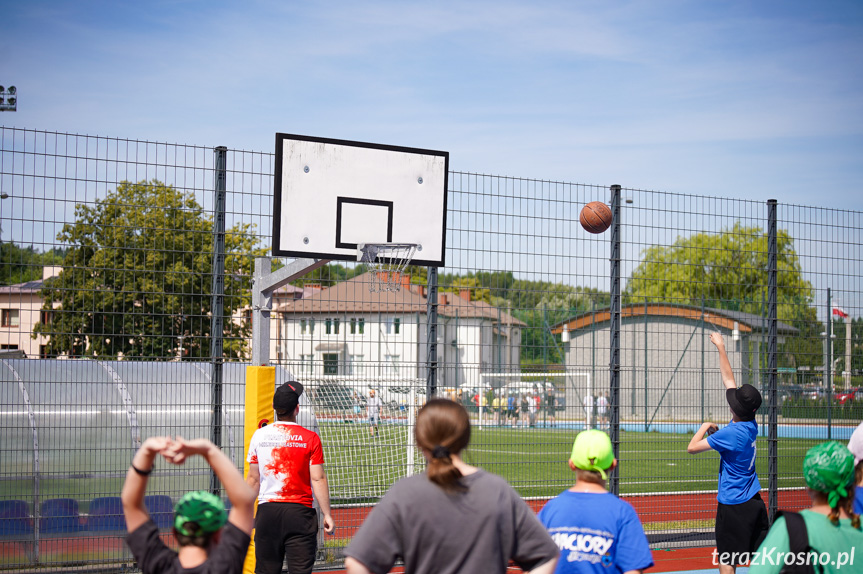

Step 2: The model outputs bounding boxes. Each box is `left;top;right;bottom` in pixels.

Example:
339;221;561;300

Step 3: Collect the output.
358;243;418;292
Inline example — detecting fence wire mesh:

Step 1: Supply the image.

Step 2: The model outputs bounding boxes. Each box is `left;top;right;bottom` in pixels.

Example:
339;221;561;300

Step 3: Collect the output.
0;127;861;570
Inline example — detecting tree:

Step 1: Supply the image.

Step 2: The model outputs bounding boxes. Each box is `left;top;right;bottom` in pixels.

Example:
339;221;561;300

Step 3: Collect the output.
34;180;265;359
0;242;64;285
623;223;821;368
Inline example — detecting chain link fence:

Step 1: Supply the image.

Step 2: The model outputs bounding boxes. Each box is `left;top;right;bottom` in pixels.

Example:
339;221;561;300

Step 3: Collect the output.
1;127;860;570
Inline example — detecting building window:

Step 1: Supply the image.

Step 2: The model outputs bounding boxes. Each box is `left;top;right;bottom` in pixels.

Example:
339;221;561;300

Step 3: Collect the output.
323;353;340;375
300;319;315;335
300;354;314;374
386;317;401;335
39;345;48;358
350;318;365;335
384;354;400;375
325;318;340;335
40;310;53;324
1;309;20;328
1;344;19;350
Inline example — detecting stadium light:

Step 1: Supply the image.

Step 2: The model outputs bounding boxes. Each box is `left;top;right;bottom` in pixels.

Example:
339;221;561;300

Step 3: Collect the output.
0;86;17;112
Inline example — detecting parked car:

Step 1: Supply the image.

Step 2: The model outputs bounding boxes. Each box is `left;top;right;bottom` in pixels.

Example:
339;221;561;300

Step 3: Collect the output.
803;386;827;400
835;387;862;405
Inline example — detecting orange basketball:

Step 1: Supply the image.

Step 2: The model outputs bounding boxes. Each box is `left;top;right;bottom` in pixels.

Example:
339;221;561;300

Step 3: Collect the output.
579;201;613;234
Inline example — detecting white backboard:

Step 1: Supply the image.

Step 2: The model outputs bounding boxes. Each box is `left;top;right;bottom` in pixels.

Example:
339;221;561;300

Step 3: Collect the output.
273;134;448;267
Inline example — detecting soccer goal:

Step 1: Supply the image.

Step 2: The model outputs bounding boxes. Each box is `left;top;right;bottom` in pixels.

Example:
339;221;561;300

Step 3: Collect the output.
298;375;427;501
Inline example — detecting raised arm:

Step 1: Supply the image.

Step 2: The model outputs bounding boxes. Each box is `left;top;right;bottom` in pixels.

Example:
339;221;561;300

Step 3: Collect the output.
162;437;257;535
310;464;335;534
709;332;737;390
687;422;719;454
122;436;172;533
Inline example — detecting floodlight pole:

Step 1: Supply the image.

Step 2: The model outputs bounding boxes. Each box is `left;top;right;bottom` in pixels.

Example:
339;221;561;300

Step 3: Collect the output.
251;257;330;366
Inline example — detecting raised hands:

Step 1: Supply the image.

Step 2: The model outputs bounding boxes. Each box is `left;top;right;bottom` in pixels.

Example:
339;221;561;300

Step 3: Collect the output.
161;437;215;465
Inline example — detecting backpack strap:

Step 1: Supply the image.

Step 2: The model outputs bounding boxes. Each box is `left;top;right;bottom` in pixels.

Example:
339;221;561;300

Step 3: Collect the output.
777;510;809;556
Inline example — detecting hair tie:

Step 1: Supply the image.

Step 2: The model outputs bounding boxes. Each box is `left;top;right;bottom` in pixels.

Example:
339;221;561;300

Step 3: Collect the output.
432;445;450;459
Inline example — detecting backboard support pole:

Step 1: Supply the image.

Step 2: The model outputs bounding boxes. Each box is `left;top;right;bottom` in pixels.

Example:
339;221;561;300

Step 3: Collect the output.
251;257;331;366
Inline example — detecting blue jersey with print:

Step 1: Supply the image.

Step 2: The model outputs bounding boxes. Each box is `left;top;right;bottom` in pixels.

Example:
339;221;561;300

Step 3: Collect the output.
538;491;653;574
855;486;863;515
706;419;761;504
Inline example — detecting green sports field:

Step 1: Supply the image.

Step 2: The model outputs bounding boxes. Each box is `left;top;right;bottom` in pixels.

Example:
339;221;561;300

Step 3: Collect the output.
319;423;819;502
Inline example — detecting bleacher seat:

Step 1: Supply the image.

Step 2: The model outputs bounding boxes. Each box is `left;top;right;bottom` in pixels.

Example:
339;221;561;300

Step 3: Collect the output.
87;497;125;531
0;500;31;536
40;498;82;533
144;495;173;530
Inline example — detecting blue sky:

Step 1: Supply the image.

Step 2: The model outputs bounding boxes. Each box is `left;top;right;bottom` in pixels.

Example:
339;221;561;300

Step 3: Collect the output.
2;0;863;209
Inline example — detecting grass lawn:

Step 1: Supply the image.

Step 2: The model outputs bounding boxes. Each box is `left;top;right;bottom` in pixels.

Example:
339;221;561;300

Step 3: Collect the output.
319;423;820;501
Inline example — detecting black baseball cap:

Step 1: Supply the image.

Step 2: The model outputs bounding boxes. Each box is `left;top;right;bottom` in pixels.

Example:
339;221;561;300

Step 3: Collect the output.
726;384;762;421
273;381;305;413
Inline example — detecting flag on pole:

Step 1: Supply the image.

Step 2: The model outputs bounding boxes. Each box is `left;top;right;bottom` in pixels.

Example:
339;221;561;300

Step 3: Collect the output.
832;305;848;319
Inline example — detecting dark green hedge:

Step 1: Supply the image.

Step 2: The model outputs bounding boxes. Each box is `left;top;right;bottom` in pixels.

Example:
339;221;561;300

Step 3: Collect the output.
780;397;863;420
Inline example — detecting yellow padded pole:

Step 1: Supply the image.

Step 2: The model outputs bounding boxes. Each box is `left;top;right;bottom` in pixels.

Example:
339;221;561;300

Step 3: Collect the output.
243;366;275;574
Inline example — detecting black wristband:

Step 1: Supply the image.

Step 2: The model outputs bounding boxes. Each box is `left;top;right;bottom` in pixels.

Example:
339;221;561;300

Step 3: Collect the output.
131;463;153;476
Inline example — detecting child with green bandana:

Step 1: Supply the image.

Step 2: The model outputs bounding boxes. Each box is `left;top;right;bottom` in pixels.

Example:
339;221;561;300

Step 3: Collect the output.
121;437;256;573
750;442;863;574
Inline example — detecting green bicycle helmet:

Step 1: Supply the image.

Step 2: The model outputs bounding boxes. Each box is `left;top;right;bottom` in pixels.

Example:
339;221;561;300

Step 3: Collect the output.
173;491;227;536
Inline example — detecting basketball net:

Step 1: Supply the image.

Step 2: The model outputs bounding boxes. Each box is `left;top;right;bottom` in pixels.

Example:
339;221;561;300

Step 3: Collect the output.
358;243;418;292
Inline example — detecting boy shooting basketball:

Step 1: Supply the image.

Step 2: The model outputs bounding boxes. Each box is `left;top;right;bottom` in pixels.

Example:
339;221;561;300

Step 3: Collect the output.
687;332;768;574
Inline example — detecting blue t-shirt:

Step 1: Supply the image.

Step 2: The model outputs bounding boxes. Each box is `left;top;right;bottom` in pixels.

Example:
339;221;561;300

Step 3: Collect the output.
854;485;863;515
706;419;761;505
538;491;653;574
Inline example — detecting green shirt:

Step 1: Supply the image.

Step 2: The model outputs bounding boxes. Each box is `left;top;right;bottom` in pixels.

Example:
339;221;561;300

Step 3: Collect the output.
750;510;862;574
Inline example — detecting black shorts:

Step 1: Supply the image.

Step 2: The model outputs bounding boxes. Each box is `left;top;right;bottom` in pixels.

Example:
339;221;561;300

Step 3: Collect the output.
254;502;318;574
715;492;769;564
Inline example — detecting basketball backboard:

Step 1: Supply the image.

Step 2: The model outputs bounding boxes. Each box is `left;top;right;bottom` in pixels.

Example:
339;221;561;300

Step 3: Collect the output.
273;134;449;267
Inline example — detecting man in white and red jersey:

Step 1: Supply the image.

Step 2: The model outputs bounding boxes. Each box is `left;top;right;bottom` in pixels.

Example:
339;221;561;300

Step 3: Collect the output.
246;381;335;574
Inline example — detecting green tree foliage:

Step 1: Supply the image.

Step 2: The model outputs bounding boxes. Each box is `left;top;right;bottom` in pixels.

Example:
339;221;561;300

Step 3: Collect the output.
34;180;265;359
0;242;64;285
623;223;821;368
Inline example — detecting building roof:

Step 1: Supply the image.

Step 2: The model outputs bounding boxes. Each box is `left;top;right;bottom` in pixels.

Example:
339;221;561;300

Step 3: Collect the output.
275;271;526;327
0;280;45;294
551;303;799;335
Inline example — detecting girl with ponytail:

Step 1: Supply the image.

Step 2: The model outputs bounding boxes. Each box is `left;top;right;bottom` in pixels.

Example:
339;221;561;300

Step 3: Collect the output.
750;441;862;574
345;398;558;574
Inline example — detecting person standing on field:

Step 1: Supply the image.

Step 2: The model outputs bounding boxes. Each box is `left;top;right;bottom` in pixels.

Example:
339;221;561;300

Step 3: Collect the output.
366;388;383;438
687;333;768;574
246;382;335;574
596;392;609;429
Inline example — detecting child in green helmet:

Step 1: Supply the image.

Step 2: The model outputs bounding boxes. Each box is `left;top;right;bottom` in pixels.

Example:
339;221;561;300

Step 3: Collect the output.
750;441;863;574
121;436;256;573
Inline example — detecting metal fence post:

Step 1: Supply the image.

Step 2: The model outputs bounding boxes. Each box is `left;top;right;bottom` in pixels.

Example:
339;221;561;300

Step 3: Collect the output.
826;288;833;440
609;184;622;496
427;266;439;397
210;146;227;495
767;198;778;522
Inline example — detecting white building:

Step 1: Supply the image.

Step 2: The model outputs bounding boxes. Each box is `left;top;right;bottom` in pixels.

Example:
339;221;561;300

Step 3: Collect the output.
273;272;525;391
0;268;60;358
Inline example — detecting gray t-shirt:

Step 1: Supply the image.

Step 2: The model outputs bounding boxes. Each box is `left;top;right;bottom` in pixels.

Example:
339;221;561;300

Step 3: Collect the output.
344;470;558;574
